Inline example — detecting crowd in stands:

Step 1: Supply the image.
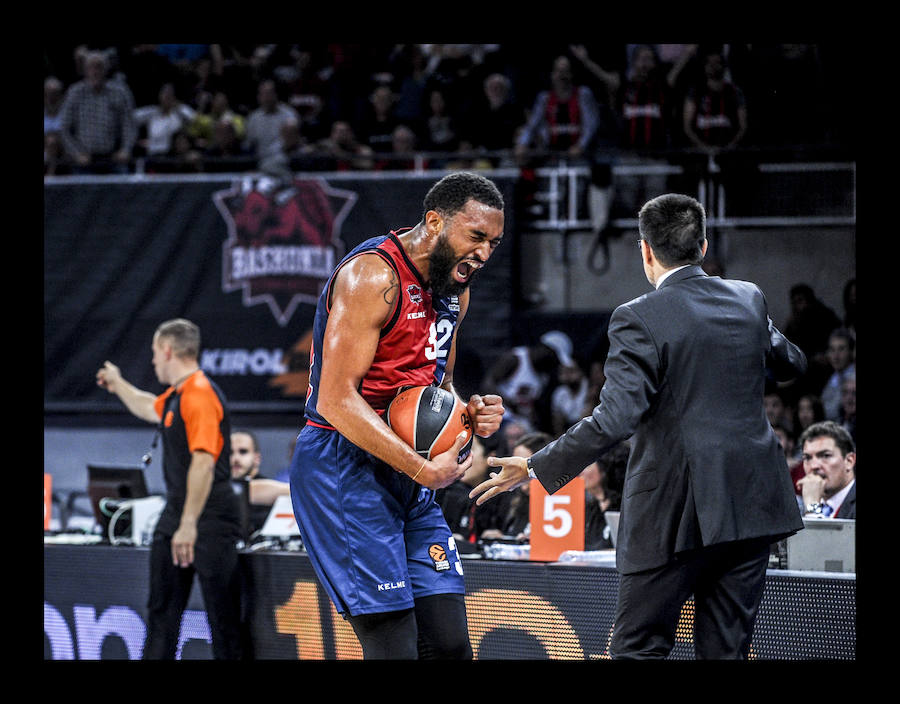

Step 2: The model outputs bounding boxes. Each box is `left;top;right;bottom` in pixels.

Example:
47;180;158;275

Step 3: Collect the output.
44;42;856;546
44;43;852;178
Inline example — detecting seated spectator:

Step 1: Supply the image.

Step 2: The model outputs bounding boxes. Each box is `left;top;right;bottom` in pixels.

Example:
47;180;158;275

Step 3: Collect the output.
230;429;290;538
482;331;571;433
312;120;374;171
793;393;825;440
358;84;402;154
500;432;554;541
189;91;246;150
820;327;855;422
550;357;591;437
580;441;628;550
783;283;842;392
838;371;856;445
421;87;461;159
796;421;856;519
202;117;251;165
375;124;423;171
764;388;794;437
842;278;856;338
133;82;198;158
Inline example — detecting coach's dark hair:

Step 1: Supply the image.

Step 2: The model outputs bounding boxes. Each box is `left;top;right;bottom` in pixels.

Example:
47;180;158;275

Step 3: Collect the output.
638;193;706;267
423;171;504;219
155;318;201;360
799;420;856;458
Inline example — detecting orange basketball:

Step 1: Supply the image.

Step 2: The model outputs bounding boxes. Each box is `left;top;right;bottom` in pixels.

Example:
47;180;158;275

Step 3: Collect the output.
386;386;473;461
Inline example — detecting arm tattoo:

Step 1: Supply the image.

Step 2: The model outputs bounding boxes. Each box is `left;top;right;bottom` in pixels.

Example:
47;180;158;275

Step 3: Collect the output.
382;268;399;306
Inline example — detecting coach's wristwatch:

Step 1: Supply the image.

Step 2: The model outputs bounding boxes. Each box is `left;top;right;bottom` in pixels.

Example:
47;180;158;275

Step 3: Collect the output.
805;502;825;515
526;456;537;480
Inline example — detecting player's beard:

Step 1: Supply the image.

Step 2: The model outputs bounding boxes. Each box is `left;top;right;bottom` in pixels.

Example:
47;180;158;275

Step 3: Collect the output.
428;233;476;297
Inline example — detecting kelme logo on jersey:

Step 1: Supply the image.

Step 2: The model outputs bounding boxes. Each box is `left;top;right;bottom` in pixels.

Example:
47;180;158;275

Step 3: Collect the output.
214;176;357;326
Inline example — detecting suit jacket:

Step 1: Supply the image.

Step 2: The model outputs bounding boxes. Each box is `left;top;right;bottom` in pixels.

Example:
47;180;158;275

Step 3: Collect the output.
834;481;856;519
530;266;807;574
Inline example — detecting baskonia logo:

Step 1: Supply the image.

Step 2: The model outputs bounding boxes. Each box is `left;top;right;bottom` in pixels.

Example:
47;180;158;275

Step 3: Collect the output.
213;176;357;327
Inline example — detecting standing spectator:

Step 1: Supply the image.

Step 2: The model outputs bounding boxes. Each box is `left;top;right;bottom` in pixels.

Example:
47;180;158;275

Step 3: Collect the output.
44;76;66;175
391;44;431;129
358;83;402;154
95;319;244;659
244;79;300;171
515;54;602;165
682;48;748;154
133;82;198;158
820;328;855;422
605;44;693;219
458;72;525;166
59;50;137;174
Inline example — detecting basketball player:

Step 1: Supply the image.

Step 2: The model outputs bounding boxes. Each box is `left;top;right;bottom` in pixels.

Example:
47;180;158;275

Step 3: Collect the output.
289;172;506;659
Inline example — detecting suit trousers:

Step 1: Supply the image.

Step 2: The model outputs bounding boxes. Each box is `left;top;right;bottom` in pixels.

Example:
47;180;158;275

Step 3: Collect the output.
610;537;772;660
142;529;243;660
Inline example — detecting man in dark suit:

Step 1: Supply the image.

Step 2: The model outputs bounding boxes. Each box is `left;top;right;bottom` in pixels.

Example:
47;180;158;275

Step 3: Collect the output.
796;420;856;519
470;193;807;659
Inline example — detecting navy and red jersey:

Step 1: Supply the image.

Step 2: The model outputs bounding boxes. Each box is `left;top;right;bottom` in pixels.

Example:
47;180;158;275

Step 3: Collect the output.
153;370;237;534
304;230;461;427
620;78;670;150
686;82;745;147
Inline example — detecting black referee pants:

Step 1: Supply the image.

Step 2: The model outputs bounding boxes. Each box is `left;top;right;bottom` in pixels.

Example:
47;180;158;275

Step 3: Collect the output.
142;529;243;660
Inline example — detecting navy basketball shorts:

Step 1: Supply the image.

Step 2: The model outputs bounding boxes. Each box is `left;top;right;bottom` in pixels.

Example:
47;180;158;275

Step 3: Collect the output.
288;423;466;617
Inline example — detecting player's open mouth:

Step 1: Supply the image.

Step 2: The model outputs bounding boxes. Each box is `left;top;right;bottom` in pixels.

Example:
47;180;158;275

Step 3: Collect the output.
455;260;481;281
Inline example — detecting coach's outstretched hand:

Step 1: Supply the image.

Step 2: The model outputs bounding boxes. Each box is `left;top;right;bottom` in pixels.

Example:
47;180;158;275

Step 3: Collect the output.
468;455;530;505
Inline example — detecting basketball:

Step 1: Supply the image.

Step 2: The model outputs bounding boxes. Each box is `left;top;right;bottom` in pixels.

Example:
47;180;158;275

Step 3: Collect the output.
386;385;473;461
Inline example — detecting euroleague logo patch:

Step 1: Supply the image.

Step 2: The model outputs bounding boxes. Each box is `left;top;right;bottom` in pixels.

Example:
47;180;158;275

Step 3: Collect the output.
428;543;450;571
